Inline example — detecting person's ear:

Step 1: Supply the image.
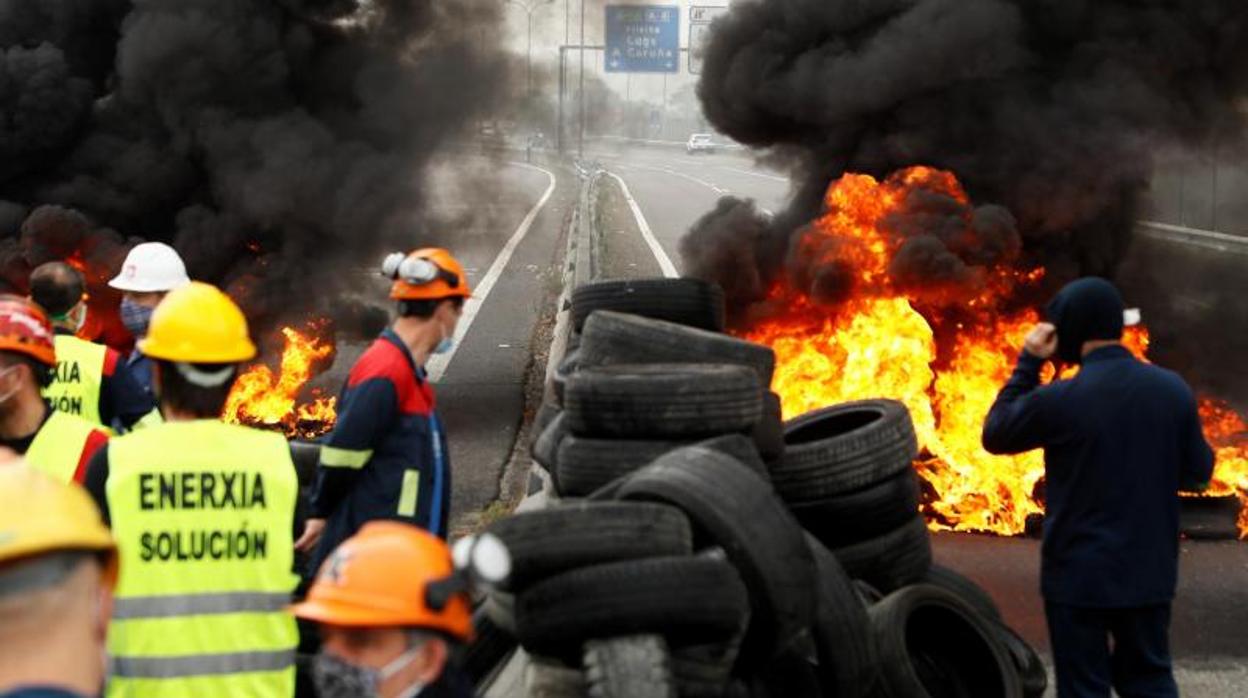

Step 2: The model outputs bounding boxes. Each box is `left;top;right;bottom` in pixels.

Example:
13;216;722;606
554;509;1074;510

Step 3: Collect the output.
412;638;449;684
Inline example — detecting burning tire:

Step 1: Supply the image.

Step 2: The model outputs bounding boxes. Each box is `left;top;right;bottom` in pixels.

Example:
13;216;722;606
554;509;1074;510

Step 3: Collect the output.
579;310;776;386
921;564;1003;623
566;364;763;439
772;399;918;503
806;534;877;698
571;278;725;333
514;556;750;658
830;516;932;593
618;446;815;663
556;433;765;498
485;501;693;591
791;469;921;548
869;585;1023;698
583;635;677;698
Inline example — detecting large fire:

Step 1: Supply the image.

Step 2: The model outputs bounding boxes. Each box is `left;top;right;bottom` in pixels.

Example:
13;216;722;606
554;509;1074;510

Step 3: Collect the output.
747;167;1248;537
223;323;338;439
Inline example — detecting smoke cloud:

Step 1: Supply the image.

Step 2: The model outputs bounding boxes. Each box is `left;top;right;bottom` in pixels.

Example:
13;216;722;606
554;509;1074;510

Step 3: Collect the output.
688;0;1248;316
0;0;514;336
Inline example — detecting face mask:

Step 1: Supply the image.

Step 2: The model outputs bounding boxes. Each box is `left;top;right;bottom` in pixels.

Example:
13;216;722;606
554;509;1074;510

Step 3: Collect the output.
312;647;425;698
120;298;155;339
431;318;455;355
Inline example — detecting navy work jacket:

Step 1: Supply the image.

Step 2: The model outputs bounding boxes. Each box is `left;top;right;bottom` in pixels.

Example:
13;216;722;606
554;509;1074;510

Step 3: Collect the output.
983;345;1214;607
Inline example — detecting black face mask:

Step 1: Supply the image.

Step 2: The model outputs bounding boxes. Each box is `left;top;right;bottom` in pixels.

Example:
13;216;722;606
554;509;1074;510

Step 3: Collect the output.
1045;277;1125;365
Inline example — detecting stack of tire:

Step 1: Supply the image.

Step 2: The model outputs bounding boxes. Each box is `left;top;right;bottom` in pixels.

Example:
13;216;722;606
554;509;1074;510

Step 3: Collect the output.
469;277;1047;697
771;399;1049;698
535;278;784;498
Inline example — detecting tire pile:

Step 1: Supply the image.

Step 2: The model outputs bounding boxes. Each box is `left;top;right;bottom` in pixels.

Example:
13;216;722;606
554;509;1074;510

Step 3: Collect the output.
468;278;1047;698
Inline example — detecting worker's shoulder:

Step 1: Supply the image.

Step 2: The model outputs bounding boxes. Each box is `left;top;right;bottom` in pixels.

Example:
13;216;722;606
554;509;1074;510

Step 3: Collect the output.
348;337;416;386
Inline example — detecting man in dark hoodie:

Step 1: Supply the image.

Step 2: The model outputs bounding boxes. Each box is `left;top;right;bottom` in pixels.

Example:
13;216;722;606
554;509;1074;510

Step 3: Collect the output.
983;277;1214;698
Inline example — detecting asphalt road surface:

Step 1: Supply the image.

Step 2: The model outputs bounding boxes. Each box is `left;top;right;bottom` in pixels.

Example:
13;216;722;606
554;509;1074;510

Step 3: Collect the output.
592;144;1248;694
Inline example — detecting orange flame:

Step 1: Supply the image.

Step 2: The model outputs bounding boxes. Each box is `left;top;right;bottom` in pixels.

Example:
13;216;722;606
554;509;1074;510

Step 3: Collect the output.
747;166;1248;536
223;323;337;439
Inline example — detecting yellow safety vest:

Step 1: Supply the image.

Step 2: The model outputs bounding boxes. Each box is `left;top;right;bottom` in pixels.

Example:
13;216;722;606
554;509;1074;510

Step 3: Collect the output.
44;334;106;425
25;411;108;483
105;420;299;698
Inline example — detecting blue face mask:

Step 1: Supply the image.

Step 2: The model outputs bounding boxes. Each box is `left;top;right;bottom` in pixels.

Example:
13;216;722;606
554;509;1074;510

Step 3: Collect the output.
120;298;155;339
432;336;455;355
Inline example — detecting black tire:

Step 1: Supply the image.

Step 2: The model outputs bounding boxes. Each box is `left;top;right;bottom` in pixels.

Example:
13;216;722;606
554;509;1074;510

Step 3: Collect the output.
557;434;767;497
555;437;685;497
618;446;815;663
531;412;569;488
669;635;742;698
515;556;750;657
566;364;763;439
994;621;1047;698
584;635;677;698
485;501;693;591
580;310;775;386
791;469;921;549
533;402;562;437
806;534;877;698
743;647;825;698
551;348;579;407
870;585;1023;698
752;392;785;461
772;400;918;504
831;516;932;593
695;434;768;480
464;608;517;688
571;278;725;333
921;564;1003;623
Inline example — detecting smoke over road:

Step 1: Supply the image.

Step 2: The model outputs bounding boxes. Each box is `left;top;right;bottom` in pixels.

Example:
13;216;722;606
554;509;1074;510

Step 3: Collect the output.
0;0;514;331
686;0;1248;320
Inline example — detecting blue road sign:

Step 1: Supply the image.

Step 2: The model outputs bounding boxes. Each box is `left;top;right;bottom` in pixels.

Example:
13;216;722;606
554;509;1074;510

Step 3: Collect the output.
605;5;680;74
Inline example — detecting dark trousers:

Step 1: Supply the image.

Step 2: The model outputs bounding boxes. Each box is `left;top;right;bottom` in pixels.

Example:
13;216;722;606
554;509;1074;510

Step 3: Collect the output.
1045;602;1178;698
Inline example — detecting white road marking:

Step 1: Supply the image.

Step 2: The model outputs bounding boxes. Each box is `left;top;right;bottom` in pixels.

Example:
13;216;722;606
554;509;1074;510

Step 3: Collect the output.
721;166;790;183
613;162;731;196
606;172;679;278
425;162;557;382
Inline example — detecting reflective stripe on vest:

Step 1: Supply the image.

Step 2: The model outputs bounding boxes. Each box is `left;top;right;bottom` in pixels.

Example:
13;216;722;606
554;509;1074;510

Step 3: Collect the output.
44;335;106;425
26;411;105;483
105;420;299;698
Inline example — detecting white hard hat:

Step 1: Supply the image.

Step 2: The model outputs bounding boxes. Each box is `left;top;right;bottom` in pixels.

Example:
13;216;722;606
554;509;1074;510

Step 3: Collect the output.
108;242;191;293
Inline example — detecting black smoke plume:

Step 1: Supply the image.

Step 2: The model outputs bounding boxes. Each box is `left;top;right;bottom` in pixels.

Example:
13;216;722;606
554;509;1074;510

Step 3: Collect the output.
688;0;1248;319
0;0;513;338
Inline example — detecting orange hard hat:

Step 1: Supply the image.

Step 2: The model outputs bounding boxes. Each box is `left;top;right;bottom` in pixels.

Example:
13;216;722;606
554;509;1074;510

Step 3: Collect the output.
292;522;473;642
384;248;471;301
0;295;56;366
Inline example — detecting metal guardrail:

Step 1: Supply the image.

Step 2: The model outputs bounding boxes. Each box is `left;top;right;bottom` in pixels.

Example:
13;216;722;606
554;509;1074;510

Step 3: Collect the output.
1136;220;1248;255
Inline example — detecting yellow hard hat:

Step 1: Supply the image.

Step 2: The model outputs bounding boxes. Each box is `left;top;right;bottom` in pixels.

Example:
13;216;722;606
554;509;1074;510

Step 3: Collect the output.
139;281;257;364
0;464;116;574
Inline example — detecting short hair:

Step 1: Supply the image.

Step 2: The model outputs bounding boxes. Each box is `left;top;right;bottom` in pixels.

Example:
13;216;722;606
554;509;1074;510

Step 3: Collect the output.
155;360;236;418
29;263;84;318
397;297;465;319
0;351;52;389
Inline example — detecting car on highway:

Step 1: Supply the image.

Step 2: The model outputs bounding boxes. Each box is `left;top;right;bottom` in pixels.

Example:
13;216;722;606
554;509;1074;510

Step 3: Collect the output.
686;133;716;155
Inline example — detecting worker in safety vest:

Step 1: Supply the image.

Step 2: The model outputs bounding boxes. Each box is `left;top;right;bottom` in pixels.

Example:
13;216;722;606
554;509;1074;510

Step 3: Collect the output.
0;296;108;484
107;242;191;400
295;248;468;573
293;522;509;698
81;282;300;698
0;465;118;698
29;263;153;430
